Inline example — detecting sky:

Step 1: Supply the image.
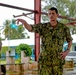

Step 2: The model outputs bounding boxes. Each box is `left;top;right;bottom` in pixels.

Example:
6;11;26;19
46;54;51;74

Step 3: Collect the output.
0;0;34;23
0;0;35;39
0;0;76;44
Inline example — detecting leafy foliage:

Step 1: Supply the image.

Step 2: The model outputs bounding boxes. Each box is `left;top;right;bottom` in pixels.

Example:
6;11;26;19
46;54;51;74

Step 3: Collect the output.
15;43;32;57
0;46;8;55
3;19;30;40
42;0;76;17
41;0;76;34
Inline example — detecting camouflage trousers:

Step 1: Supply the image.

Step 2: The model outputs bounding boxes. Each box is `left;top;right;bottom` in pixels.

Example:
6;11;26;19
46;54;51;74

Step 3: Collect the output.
38;64;63;75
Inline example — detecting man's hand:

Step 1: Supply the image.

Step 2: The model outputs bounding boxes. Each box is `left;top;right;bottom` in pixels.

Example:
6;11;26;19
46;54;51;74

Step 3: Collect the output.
16;19;32;32
16;19;26;25
59;50;69;60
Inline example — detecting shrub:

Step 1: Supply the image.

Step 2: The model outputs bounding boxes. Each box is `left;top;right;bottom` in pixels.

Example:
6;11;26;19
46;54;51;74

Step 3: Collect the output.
15;43;32;57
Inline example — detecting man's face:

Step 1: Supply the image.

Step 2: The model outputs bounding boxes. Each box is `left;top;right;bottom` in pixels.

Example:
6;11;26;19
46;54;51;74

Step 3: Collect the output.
48;10;58;22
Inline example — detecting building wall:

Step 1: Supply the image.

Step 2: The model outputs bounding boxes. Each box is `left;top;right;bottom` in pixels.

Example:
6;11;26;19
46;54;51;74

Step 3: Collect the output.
72;43;76;51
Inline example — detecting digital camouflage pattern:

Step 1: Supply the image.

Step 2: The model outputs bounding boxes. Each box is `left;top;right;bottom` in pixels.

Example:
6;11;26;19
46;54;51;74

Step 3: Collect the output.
31;22;73;75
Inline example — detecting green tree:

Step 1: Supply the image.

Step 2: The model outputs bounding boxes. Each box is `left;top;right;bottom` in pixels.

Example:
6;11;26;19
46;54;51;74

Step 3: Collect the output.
15;43;32;57
3;19;30;40
0;46;8;55
42;0;76;18
41;0;76;34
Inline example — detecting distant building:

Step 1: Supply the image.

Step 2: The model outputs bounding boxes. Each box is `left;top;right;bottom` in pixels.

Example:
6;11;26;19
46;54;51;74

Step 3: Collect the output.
71;35;76;51
2;39;35;47
1;34;76;59
1;39;35;59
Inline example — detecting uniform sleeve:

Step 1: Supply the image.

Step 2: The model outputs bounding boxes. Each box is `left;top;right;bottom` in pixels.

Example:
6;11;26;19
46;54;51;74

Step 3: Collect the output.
30;23;43;34
65;27;73;42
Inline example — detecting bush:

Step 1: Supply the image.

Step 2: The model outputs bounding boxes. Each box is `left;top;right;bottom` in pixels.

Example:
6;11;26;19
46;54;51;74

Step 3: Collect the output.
15;43;32;57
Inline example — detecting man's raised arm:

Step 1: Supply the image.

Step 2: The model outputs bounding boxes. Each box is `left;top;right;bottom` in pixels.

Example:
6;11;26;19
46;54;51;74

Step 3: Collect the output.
16;19;32;32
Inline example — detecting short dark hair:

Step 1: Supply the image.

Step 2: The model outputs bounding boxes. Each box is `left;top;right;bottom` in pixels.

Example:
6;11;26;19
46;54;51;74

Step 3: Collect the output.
49;7;58;14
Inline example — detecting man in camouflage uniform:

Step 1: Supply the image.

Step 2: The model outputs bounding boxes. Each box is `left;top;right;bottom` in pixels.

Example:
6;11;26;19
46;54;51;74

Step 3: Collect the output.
16;7;72;75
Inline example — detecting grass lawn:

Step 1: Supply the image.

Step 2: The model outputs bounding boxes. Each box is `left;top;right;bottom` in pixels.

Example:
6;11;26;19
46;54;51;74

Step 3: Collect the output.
0;59;20;64
0;60;6;64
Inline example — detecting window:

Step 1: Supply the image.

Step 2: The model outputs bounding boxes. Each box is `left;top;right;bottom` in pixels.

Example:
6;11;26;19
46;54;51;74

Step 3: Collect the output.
74;46;76;51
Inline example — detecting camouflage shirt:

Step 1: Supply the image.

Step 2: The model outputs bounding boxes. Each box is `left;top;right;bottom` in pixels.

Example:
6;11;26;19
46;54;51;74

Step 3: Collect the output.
31;22;72;66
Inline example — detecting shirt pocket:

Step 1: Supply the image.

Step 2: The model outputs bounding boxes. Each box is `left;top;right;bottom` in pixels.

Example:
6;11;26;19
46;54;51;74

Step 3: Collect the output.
56;31;64;40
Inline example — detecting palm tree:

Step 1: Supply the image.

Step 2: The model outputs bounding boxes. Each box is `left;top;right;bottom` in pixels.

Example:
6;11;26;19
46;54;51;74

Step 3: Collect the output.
3;19;30;40
3;20;11;39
